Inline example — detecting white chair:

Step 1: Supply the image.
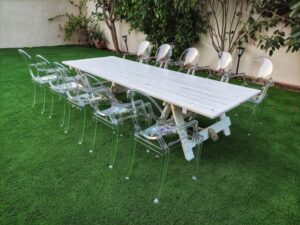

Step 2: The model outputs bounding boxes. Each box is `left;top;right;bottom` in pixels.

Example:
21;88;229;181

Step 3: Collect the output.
123;41;152;63
246;57;274;135
204;51;233;81
248;57;274;105
219;51;250;83
154;44;173;68
177;47;212;75
178;47;199;74
217;52;233;82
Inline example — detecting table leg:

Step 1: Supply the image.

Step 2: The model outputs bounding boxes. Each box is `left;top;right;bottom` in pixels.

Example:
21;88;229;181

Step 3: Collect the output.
220;112;231;136
111;82;128;94
198;115;231;142
161;103;171;119
170;104;195;161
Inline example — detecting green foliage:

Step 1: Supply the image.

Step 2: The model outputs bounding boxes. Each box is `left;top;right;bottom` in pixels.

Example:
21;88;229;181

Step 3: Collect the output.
116;0;206;57
289;0;300;45
201;0;300;55
201;0;252;53
93;0;121;52
49;0;94;44
246;0;300;55
90;29;107;41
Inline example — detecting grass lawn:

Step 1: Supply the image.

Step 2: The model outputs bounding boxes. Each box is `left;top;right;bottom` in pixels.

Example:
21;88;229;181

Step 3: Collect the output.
0;46;299;225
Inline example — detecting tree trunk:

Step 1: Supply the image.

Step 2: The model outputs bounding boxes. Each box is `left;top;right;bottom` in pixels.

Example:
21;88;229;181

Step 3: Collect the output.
110;22;120;52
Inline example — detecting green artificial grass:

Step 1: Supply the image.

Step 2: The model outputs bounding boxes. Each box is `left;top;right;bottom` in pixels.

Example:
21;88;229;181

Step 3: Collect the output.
0;46;299;225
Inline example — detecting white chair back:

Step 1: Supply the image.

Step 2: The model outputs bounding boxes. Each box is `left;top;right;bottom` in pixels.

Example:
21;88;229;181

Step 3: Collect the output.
216;51;232;70
137;41;151;57
248;57;274;104
256;57;273;79
156;44;172;62
182;47;199;66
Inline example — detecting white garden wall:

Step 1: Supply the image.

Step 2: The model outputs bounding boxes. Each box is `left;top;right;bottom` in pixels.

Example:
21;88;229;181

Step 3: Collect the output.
0;0;79;48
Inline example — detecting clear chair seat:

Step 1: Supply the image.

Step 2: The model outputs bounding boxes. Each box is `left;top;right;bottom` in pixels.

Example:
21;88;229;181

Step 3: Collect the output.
33;74;57;84
138;124;177;140
50;81;83;94
68;88;108;107
67;93;90;107
95;104;131;117
34;64;64;74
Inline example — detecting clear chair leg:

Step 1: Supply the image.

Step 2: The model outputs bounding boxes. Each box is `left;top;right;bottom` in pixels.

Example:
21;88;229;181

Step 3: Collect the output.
64;103;71;134
290;106;297;123
248;105;257;136
109;126;119;169
49;91;54;119
153;152;170;204
125;137;137;180
192;142;203;181
60;100;66;127
78;108;86;145
242;75;248;86
207;71;212;79
258;100;266;125
41;86;46;114
89;118;97;153
32;83;36;107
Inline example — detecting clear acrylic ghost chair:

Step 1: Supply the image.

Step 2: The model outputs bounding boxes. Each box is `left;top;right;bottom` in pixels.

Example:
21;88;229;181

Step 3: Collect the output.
125;90;204;204
123;41;152;63
177;47;199;74
18;49;57;113
64;73;108;144
220;49;248;84
206;51;233;81
34;55;65;116
48;62;83;123
176;47;210;75
247;57;274;135
88;75;146;168
152;44;173;68
215;51;233;81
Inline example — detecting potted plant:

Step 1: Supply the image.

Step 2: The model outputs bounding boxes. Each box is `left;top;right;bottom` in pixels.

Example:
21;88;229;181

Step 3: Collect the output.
91;30;107;49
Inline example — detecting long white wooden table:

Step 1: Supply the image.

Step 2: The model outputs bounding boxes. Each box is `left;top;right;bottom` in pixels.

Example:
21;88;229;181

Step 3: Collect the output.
63;56;261;161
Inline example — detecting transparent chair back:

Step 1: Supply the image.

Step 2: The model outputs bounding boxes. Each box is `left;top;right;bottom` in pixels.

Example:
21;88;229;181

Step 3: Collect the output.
127;90;203;203
18;49;38;78
155;44;172;68
35;54;55;74
48;62;73;92
65;73;90;106
79;73;110;105
128;90;164;136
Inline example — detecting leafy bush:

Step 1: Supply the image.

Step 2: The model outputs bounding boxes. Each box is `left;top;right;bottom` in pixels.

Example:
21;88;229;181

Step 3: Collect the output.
116;0;207;57
247;0;300;55
49;0;94;45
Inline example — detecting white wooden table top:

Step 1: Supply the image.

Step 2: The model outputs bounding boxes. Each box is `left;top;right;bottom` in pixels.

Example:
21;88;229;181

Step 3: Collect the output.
63;56;261;119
